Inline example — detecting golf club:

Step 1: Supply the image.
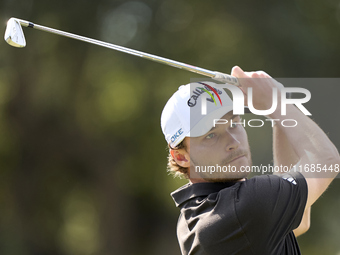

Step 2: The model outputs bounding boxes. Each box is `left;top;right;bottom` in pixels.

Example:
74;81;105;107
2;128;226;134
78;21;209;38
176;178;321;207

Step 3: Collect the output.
4;17;239;86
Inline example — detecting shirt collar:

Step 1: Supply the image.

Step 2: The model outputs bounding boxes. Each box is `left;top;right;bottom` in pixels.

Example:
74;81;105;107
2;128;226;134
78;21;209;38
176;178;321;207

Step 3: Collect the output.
171;181;239;207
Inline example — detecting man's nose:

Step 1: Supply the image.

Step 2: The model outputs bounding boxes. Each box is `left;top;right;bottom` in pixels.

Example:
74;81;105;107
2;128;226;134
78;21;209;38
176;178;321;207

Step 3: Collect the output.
224;130;241;151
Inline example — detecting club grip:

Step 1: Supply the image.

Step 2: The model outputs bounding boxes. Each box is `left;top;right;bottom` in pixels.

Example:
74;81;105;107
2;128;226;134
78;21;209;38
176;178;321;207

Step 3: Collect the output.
213;72;240;86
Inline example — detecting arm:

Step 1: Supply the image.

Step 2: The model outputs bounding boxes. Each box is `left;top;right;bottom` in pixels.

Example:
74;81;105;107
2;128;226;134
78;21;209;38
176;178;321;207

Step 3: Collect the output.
273;124;311;236
231;66;340;210
270;104;339;209
293;206;311;237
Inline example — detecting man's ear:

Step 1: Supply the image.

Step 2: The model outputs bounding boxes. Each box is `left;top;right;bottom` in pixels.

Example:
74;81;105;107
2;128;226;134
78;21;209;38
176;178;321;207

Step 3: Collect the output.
170;149;190;168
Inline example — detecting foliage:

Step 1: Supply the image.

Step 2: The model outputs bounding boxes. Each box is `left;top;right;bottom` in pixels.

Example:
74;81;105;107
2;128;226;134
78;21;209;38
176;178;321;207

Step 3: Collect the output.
0;0;339;254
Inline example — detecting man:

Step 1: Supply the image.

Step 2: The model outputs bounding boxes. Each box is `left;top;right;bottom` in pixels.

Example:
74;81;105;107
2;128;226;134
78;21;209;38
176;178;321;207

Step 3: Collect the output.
160;66;339;254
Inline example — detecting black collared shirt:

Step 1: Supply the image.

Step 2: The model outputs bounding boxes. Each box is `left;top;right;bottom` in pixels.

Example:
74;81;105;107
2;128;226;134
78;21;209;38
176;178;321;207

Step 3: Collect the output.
171;172;308;255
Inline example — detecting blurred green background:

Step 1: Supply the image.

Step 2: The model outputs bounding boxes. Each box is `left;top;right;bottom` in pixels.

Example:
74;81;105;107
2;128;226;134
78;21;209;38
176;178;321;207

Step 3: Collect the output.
0;0;339;254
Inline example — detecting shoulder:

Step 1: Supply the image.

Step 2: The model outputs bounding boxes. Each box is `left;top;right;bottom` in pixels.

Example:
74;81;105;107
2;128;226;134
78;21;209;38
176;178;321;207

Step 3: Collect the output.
235;172;308;218
238;172;307;196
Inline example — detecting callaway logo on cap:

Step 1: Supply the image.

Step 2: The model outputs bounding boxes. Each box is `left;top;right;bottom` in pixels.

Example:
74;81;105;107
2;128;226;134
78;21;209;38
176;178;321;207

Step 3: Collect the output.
161;81;234;148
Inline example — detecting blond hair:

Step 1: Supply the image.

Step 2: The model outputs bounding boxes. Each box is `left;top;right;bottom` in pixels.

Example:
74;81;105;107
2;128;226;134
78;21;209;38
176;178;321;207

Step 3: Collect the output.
167;141;189;179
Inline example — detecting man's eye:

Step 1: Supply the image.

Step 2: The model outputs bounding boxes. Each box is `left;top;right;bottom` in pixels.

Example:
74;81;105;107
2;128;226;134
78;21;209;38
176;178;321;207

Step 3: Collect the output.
205;133;215;139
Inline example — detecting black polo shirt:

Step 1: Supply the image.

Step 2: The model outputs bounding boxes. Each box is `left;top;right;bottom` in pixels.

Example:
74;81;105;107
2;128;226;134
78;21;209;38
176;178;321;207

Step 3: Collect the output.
171;172;308;255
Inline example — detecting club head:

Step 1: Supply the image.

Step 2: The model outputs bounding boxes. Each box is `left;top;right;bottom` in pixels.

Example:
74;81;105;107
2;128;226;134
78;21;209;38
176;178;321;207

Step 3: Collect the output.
4;18;26;48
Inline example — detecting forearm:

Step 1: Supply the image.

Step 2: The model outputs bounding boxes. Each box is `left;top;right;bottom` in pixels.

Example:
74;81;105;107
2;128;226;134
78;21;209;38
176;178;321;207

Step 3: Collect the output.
269;105;339;167
270;104;339;207
272;122;299;169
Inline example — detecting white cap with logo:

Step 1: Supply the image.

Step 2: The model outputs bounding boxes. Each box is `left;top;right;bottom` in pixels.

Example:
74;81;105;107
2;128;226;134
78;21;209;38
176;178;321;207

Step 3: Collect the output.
161;81;234;148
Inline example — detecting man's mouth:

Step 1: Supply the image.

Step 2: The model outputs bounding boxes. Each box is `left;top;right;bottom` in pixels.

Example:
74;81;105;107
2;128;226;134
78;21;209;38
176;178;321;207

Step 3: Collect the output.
227;155;246;164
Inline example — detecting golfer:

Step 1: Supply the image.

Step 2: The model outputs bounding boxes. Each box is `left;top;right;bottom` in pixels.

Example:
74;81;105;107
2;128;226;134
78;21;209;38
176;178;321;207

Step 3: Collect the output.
161;66;340;255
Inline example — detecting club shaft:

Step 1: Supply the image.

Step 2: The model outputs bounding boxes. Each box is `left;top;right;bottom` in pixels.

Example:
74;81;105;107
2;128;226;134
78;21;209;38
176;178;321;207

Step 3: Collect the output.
16;18;239;86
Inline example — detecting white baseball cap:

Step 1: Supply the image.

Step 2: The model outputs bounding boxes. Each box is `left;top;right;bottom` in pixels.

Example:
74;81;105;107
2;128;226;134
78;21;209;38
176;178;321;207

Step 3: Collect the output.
161;81;234;148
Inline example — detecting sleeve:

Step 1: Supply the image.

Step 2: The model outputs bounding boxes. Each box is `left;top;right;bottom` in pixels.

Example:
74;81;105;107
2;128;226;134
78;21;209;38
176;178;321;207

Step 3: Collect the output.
234;172;308;247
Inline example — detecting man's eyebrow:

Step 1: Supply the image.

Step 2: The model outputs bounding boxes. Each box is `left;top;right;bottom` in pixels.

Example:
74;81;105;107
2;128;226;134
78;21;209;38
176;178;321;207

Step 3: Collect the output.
206;115;240;133
207;126;216;133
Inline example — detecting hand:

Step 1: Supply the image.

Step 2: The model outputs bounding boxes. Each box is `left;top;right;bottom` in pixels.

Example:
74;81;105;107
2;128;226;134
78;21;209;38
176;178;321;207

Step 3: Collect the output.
231;66;284;114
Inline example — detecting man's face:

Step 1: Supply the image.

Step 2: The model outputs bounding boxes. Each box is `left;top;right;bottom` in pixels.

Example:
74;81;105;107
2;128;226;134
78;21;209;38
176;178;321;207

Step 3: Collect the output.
186;112;252;182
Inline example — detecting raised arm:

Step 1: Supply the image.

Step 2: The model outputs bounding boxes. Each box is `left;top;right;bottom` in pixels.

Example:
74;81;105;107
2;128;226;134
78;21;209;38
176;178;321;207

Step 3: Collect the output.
273;124;311;236
231;66;340;211
270;104;339;209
